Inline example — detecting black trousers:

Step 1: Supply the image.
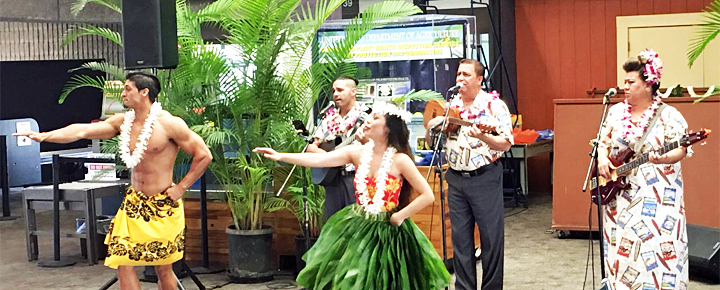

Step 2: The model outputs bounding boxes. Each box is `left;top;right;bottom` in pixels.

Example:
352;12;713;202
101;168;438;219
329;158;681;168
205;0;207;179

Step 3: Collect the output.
446;161;504;290
323;171;356;220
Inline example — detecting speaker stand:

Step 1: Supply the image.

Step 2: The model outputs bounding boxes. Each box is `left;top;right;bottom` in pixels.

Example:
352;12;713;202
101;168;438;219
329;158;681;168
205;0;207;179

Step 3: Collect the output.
0;136;19;221
38;155;75;268
190;173;224;274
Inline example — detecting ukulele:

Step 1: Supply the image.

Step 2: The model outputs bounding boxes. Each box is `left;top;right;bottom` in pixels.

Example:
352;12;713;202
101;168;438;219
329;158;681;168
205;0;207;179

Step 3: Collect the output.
423;99;498;135
590;128;711;205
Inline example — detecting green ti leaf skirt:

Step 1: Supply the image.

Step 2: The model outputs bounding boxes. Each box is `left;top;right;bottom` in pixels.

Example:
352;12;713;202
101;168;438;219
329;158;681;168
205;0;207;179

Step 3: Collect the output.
296;204;451;289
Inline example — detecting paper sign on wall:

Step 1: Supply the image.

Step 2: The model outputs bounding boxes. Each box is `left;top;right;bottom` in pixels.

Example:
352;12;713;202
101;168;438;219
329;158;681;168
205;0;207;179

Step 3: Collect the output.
15;122;32;146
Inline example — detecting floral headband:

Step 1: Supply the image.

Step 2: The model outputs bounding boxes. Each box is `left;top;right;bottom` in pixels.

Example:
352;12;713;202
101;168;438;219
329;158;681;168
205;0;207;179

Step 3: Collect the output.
371;102;413;124
638;48;663;86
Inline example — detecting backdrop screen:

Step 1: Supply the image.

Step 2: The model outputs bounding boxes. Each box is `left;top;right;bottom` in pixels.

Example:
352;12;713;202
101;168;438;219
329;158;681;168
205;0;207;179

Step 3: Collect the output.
0;59;104;152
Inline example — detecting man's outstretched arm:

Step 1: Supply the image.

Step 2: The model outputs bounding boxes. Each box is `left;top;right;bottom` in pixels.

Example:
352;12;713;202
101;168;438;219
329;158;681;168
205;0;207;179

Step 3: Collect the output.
12;114;124;143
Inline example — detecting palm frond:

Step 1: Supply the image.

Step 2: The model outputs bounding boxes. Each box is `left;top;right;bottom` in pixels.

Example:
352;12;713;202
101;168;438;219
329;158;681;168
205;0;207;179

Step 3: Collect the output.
190;125;237;148
62;24;122;48
693;86;720;103
264;196;291;212
69;61;125;81
688;0;720;67
195;0;244;23
71;0;121;16
58;74;106;104
390;89;443;105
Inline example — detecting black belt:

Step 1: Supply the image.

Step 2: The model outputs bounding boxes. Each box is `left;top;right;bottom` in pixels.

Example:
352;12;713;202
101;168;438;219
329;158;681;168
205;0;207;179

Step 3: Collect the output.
449;161;498;178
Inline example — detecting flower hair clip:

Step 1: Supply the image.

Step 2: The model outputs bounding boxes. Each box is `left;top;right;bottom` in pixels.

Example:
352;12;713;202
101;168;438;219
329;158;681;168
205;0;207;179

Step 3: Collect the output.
371;101;413;123
638;48;663;86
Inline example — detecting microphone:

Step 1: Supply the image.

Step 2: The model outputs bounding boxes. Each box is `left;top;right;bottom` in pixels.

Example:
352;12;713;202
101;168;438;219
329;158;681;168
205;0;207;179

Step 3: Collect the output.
448;82;463;93
603;88;617;105
318;101;336;117
604;88;617;98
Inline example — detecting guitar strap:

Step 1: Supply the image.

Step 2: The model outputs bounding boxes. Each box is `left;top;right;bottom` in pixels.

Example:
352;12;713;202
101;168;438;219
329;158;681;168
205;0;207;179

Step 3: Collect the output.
633;103;667;157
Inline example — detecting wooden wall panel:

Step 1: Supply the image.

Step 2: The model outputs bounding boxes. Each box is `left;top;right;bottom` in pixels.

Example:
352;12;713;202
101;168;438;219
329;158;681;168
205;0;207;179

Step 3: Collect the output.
558;1;575;99
654;0;672;14
514;0;713;193
0;20;122;66
605;0;622;87
671;0;688;13
687;0;708;11
589;0;607;90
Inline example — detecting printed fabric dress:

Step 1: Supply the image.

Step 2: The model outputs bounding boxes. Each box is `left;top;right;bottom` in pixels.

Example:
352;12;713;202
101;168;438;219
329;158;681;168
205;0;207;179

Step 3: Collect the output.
599;102;691;290
296;174;451;290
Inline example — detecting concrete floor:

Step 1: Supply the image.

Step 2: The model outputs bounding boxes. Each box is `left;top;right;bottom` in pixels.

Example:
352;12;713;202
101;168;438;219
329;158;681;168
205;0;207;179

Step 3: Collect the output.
1;189;717;290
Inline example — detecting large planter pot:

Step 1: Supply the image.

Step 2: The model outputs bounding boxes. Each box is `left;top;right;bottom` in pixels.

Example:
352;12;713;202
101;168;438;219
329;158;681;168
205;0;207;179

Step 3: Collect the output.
294;234;318;275
226;225;274;283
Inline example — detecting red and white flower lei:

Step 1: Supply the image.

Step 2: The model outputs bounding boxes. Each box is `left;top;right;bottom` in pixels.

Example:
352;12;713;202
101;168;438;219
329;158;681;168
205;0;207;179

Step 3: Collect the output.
354;140;396;215
319;105;362;140
619;97;662;141
448;90;499;120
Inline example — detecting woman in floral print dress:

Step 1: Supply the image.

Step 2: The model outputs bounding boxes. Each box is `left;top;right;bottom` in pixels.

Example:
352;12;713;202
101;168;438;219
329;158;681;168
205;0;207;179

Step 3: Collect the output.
597;49;692;290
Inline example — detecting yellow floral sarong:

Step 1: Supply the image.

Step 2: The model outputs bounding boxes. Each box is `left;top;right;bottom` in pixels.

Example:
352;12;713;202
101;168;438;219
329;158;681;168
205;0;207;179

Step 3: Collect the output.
104;186;185;269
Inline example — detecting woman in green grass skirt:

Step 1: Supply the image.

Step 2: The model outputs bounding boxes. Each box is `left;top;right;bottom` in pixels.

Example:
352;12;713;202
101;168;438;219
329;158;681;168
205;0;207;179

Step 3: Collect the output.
254;102;451;290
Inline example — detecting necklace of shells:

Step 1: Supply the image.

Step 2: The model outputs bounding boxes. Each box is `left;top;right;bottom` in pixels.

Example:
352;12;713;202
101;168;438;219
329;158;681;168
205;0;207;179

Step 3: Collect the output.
118;102;163;168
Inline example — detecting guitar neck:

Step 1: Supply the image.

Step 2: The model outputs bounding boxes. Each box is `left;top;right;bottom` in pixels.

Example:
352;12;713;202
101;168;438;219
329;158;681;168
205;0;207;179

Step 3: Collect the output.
446;117;498;134
617;141;679;175
448;117;473;127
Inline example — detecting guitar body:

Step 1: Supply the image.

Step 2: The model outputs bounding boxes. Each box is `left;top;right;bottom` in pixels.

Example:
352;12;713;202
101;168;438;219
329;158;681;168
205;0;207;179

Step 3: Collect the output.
591;148;634;205
423;99;461;133
309;107;373;185
423;99;497;135
310;141;342;185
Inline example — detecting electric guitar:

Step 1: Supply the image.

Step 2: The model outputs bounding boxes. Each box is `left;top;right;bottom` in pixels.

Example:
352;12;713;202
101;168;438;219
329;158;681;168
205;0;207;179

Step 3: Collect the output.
590;128;711;205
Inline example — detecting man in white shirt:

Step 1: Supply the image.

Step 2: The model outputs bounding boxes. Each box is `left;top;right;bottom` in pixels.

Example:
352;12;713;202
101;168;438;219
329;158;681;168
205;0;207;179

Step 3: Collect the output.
308;76;369;219
425;59;513;290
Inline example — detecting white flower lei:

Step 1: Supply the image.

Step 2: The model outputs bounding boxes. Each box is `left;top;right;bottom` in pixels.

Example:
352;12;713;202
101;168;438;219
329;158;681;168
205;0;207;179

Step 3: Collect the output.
370;101;412;123
118;102;163;168
354;140;397;215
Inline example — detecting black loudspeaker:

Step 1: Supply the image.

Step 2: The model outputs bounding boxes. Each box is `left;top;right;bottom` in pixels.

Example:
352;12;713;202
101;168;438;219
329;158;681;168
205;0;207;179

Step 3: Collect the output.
687;224;720;282
121;0;178;69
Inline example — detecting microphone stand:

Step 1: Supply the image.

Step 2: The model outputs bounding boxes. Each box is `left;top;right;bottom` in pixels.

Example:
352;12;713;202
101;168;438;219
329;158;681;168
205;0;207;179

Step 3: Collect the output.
274;120;323;253
581;92;613;286
425;88;457;280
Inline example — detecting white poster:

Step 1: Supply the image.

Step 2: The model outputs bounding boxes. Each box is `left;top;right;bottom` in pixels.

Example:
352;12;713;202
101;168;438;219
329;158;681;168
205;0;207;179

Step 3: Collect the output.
15;121;32;147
